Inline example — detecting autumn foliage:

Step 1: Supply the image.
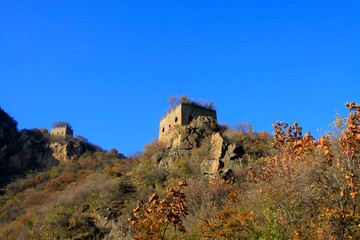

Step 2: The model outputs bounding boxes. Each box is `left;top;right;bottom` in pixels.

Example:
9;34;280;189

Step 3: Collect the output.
44;171;93;192
245;102;360;238
129;181;188;239
126;101;360;239
4;101;360;239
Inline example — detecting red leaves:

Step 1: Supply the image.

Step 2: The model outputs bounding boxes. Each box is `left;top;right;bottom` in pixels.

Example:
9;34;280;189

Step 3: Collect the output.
44;171;93;193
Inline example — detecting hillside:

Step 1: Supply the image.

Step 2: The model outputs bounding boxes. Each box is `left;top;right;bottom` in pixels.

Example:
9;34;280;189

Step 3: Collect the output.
1;102;360;239
0;107;99;188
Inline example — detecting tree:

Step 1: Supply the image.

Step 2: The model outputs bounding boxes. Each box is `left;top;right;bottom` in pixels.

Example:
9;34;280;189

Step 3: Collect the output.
168;95;215;110
51;121;72;130
168;95;191;108
75;135;88;143
129;181;188;239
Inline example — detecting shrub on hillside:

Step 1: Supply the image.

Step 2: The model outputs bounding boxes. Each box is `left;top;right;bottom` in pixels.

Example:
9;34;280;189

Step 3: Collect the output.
168;95;215;110
51;121;72;130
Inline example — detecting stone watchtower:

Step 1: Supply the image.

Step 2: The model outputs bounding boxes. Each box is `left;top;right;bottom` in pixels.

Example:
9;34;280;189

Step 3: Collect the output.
159;103;217;143
50;126;73;139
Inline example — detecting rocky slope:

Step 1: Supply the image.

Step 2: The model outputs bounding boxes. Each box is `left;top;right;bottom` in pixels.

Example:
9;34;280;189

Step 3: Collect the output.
0;107;97;187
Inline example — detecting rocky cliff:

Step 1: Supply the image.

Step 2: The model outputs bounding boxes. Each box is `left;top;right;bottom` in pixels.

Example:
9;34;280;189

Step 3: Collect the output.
0;107;19;169
0;107;97;186
154;116;245;179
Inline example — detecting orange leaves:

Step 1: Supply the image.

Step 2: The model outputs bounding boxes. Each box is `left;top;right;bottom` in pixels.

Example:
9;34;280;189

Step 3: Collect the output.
228;189;241;203
252;122;321;184
336;102;360;203
244;102;360;238
148;193;159;203
202;207;253;239
199;179;252;239
270;121;335;175
129;181;188;239
350;192;359;199
247;166;258;182
340;101;360;163
345;101;360;110
318;136;333;164
291;132;317;161
340;187;344;197
272;121;318;163
272;121;303;151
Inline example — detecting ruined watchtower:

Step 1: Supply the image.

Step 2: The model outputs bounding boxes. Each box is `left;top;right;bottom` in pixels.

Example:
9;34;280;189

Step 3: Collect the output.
159;103;217;143
50;126;73;139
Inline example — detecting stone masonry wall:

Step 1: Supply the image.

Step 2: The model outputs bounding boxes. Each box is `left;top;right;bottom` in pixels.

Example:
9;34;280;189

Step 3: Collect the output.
180;104;217;125
159;104;182;143
51;126;73;139
159;103;217;143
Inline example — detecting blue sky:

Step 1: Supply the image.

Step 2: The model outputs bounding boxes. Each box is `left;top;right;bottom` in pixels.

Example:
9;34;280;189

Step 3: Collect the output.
1;1;359;156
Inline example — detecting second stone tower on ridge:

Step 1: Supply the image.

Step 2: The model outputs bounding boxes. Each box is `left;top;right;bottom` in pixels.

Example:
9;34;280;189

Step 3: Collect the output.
159;102;217;143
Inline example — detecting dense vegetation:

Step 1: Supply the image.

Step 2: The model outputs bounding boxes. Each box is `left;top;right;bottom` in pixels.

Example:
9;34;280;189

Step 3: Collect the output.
1;102;360;239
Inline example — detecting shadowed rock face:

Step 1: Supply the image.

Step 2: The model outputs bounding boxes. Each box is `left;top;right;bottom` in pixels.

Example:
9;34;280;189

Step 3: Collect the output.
0;107;19;169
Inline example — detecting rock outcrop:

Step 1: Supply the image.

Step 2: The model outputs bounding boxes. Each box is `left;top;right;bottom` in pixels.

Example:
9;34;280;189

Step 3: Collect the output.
0;107;19;166
201;159;224;175
157;115;244;178
211;132;226;159
0;107;98;187
49;140;94;162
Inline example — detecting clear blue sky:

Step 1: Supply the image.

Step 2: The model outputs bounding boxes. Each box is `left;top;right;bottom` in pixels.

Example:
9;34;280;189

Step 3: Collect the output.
1;1;359;156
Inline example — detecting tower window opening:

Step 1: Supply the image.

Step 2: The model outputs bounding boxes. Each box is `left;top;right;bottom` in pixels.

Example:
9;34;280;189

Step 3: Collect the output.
175;117;178;123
